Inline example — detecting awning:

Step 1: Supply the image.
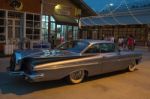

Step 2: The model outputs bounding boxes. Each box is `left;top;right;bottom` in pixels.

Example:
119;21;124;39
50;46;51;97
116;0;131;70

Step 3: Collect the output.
53;14;78;26
81;8;150;26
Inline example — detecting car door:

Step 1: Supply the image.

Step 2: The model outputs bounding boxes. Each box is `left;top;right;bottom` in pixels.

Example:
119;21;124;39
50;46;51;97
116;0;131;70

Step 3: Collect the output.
100;43;120;73
83;44;103;76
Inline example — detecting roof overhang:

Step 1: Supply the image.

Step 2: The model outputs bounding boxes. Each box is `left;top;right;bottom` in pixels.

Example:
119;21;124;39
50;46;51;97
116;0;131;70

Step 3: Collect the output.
81;7;150;26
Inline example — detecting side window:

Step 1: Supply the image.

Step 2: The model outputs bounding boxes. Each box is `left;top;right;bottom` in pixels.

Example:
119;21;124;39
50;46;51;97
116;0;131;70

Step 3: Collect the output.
85;44;100;54
100;43;115;53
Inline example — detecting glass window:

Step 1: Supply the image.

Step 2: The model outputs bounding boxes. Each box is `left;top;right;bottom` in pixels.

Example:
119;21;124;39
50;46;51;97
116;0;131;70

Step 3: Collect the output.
62;25;67;41
42;15;49;22
0;26;5;42
26;14;40;41
57;25;62;39
26;14;33;20
0;11;5;18
26;21;33;27
57;40;89;53
42;22;48;29
45;16;49;22
42;29;48;41
85;44;100;53
51;22;55;31
73;26;78;40
67;26;73;41
33;35;40;40
26;28;33;35
42;15;49;41
8;20;13;26
84;43;115;54
34;15;40;21
0;27;4;34
8;27;13;39
15;20;21;26
100;43;115;53
34;22;40;29
42;16;46;22
0;35;5;41
15;27;20;38
34;29;40;35
0;19;5;26
50;16;55;22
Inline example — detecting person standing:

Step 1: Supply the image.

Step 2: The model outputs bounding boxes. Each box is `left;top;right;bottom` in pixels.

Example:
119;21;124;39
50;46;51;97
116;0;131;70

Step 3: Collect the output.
118;37;124;50
147;40;150;51
51;35;55;49
110;36;115;43
127;35;135;51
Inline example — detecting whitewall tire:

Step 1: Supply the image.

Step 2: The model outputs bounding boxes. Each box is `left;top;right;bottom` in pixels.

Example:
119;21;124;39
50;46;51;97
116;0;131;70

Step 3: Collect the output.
128;61;136;72
68;70;85;84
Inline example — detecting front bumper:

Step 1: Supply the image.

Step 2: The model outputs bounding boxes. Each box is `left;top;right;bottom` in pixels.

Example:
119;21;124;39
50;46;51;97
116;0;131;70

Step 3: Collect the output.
9;71;45;82
24;73;44;82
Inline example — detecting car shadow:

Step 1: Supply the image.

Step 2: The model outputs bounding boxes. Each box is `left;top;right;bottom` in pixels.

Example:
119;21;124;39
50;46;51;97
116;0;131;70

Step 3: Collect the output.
0;69;137;96
85;70;129;82
0;72;69;95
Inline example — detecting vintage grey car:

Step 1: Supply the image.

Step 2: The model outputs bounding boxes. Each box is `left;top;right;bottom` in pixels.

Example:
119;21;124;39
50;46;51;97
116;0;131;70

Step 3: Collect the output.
8;40;142;84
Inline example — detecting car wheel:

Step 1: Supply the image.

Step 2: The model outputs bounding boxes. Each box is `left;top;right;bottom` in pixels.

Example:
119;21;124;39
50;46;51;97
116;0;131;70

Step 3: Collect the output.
128;61;136;72
68;70;85;84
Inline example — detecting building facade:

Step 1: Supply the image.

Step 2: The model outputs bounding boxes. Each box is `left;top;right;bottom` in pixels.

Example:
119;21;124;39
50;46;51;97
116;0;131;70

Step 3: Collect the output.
0;0;96;55
80;25;150;46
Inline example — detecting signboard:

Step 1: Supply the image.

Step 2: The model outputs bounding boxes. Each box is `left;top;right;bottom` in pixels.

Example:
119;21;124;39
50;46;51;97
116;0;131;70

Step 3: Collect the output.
55;9;70;16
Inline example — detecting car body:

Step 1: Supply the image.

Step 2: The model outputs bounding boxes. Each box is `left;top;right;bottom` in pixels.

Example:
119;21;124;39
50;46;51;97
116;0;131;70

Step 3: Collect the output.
8;40;142;84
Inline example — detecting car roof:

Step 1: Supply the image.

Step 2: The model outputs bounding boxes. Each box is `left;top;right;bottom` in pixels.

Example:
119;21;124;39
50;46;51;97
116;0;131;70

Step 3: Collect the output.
78;39;114;44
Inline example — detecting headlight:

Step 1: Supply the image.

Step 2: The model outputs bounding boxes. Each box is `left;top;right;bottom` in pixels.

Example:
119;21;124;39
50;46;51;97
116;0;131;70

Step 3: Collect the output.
15;53;22;64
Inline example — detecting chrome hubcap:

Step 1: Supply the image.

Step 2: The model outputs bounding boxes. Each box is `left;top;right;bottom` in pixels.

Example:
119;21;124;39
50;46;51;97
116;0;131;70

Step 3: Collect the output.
70;71;84;80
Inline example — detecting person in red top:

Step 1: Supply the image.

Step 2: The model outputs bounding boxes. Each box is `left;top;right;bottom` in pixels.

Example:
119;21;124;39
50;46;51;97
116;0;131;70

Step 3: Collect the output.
60;36;64;43
127;35;135;51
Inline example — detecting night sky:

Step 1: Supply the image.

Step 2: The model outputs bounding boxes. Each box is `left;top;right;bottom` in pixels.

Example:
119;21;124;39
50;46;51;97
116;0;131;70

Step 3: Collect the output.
84;0;148;11
84;0;124;11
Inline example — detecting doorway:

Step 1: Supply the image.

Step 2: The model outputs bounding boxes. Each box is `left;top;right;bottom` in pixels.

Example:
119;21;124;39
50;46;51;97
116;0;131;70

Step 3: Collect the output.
7;19;21;49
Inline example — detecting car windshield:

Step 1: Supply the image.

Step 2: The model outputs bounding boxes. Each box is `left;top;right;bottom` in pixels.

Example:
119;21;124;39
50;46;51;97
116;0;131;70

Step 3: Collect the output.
57;41;89;53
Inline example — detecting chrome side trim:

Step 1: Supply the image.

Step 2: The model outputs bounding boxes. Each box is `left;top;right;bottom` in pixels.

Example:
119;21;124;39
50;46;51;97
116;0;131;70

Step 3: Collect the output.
35;56;100;69
35;62;99;71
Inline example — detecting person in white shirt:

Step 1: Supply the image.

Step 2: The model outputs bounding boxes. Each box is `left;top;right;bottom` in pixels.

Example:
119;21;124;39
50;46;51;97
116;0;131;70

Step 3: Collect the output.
110;36;115;43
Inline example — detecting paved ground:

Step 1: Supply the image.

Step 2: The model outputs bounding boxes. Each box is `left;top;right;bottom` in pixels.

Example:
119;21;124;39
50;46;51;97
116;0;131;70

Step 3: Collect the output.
0;48;150;99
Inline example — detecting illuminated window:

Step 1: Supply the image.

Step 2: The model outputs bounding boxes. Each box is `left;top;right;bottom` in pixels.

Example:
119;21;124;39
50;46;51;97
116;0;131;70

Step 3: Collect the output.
42;15;49;41
50;16;55;22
